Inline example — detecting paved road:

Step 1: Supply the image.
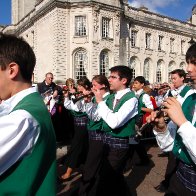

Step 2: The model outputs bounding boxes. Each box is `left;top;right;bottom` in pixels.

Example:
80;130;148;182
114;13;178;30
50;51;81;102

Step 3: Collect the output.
57;142;168;196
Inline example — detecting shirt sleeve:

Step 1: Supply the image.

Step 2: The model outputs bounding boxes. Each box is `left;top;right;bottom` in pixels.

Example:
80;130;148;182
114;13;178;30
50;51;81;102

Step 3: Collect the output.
85;102;101;121
97;97;138;129
0;110;40;175
178;121;196;164
64;97;85;112
143;94;154;110
153;120;177;152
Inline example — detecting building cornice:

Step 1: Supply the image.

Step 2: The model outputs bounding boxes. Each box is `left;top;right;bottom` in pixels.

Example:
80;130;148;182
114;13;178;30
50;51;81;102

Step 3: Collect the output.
12;0;123;35
126;5;196;37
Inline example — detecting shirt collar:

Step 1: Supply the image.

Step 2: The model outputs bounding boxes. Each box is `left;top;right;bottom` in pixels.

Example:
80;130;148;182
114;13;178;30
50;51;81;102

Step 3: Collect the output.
0;87;37;116
103;92;110;98
115;88;130;99
176;84;185;93
135;89;144;96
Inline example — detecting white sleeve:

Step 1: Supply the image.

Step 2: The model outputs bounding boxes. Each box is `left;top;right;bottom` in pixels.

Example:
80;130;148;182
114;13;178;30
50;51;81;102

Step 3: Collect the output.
0;110;40;175
153;120;177;152
178;121;196;164
64;97;84;112
143;94;154;109
97;97;138;129
85;102;101;121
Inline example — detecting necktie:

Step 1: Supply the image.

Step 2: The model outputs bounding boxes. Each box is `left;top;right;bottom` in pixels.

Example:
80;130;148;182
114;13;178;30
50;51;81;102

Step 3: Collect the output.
113;98;120;109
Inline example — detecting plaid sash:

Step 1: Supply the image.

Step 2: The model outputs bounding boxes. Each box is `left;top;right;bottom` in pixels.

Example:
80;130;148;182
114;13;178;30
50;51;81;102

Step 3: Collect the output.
177;161;196;192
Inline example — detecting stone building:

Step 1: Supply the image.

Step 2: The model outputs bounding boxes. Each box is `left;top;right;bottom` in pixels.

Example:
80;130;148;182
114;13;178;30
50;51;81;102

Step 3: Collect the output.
1;0;196;83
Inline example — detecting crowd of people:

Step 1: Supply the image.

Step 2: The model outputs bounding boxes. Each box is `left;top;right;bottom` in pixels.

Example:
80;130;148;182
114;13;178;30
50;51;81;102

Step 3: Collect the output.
0;33;195;196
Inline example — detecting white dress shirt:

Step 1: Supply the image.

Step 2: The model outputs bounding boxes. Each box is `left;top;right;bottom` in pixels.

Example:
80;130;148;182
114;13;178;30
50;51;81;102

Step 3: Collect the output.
0;87;40;175
97;88;138;129
85;92;110;121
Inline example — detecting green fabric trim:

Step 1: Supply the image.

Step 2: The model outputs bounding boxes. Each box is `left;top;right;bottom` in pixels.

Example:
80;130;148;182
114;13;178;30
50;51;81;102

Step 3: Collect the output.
87;94;110;131
0;92;56;195
172;92;196;165
101;92;136;137
137;92;146;116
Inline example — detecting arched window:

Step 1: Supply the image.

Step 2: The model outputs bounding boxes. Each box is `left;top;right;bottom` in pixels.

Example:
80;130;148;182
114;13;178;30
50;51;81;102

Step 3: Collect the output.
130;57;136;79
100;50;109;76
156;61;163;83
168;61;175;82
74;49;87;80
144;59;150;81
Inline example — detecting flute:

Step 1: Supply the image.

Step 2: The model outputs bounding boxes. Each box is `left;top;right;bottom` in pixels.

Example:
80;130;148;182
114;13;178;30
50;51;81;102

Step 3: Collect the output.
71;87;107;104
72;92;94;104
134;106;169;142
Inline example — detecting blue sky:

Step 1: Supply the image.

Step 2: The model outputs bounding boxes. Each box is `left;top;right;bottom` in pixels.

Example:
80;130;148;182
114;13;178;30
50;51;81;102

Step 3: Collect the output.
0;0;195;25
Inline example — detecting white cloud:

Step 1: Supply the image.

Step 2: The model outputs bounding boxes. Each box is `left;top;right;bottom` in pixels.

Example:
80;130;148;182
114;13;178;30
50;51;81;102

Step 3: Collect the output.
128;0;180;13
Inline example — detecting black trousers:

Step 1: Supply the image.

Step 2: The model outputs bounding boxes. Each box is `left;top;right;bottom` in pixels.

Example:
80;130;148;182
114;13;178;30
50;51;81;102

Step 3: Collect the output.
165;172;196;196
79;139;104;196
129;143;149;162
162;152;178;188
65;124;88;169
96;146;131;196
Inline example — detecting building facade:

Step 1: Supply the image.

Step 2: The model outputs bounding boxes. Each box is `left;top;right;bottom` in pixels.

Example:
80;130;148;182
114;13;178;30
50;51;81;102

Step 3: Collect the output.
1;0;196;83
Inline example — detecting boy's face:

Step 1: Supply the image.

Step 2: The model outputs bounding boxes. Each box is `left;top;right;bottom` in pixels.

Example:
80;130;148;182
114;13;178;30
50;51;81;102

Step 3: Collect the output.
187;59;196;83
108;71;127;92
133;80;144;91
170;73;184;89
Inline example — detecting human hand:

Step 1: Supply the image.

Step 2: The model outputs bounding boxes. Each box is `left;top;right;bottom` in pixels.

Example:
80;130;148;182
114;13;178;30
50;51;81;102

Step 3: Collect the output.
92;89;103;103
146;111;167;132
162;97;187;127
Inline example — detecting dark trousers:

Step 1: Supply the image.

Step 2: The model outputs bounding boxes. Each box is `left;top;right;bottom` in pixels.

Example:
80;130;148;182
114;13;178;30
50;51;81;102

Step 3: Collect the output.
79;139;104;196
162;152;178;188
96;146;131;196
129;143;149;162
65;124;88;169
165;172;196;196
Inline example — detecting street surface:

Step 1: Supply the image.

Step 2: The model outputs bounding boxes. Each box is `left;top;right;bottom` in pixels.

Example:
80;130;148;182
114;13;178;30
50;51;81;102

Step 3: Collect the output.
57;141;167;196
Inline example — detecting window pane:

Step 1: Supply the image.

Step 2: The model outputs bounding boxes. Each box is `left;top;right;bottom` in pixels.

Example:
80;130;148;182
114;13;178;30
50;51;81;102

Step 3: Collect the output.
156;62;162;83
131;30;137;47
130;58;136;79
145;33;151;49
74;50;87;80
102;18;110;38
100;51;109;76
75;16;86;36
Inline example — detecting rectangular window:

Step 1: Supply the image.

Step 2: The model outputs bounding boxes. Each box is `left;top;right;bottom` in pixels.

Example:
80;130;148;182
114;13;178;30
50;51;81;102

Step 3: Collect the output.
170;38;175;53
130;30;137;47
75;16;86;36
102;18;110;38
158;35;163;51
145;33;151;49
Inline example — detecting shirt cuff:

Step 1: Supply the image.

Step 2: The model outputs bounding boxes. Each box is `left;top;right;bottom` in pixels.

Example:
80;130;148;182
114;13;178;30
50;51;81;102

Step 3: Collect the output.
177;121;191;135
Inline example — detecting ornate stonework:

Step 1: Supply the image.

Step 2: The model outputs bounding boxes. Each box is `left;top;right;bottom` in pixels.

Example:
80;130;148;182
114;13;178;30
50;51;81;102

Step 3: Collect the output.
1;0;196;83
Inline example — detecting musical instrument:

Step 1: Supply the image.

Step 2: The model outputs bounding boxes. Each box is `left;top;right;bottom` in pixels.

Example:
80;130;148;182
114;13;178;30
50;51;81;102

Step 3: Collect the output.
134;106;169;142
71;87;107;104
72;92;94;104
